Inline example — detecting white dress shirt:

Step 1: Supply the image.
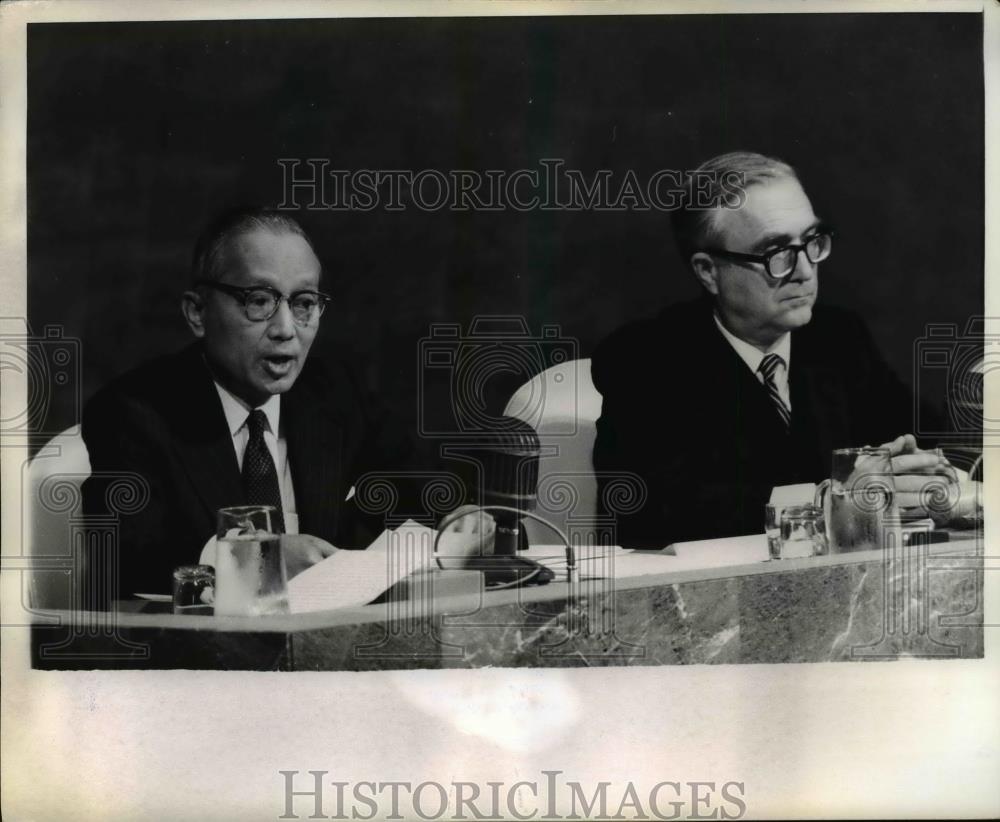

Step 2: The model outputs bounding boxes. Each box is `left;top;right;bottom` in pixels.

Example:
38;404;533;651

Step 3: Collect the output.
213;383;299;534
713;312;792;410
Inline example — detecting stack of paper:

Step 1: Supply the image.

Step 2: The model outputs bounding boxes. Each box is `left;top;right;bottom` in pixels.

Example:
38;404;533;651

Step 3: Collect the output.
287;521;436;613
519;534;769;581
287;519;485;614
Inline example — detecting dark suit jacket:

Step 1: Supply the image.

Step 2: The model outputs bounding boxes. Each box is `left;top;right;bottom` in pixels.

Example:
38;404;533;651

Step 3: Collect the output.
81;343;427;599
592;299;935;548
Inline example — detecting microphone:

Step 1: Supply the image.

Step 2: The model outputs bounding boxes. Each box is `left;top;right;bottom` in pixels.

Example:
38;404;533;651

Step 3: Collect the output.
480;417;540;556
463;417;554;587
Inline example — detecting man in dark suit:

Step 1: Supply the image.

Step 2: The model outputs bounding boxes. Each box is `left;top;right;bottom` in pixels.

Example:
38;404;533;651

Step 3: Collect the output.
592;151;957;548
81;208;428;599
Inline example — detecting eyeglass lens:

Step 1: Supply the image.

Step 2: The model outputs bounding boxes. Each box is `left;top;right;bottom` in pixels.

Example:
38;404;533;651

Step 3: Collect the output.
244;290;323;323
767;233;832;277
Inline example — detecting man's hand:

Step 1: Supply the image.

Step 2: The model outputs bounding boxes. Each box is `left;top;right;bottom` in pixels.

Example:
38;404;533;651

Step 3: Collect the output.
281;534;338;579
878;434;961;523
436;504;496;563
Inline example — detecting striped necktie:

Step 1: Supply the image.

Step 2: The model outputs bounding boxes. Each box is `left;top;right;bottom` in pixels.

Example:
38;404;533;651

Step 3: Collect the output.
758;353;791;428
242;409;285;533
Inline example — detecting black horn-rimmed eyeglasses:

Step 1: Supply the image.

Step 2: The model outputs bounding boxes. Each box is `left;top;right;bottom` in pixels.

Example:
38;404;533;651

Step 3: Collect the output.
701;229;834;279
196;280;330;326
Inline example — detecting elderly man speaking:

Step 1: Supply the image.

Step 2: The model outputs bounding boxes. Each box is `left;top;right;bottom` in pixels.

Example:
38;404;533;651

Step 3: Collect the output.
592;151;968;549
81;208;435;601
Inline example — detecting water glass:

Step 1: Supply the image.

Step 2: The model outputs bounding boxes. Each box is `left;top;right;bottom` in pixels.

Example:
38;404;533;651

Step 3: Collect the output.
213;505;289;616
764;503;785;560
815;447;900;554
778;504;828;558
172;564;215;614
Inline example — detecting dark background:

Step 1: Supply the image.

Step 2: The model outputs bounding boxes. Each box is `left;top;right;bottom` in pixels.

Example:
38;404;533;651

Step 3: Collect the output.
27;13;984;444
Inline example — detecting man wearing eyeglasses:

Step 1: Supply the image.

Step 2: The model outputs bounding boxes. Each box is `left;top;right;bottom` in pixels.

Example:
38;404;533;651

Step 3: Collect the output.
592;151;962;548
81;208;427;600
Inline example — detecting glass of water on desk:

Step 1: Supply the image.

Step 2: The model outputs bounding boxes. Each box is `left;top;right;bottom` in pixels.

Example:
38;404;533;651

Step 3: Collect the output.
172;565;215;614
213;505;289;616
779;504;827;559
766;502;827;559
814;447;898;554
764;503;785;559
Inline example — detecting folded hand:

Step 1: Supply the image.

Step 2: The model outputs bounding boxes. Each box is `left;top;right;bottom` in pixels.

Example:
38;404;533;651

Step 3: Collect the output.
878;434;961;522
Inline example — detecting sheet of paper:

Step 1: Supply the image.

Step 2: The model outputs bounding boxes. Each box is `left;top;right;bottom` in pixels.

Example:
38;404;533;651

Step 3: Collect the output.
668;533;770;568
285;519;487;613
288;520;437;613
518;543;658;580
605;548;685;579
520;538;768;580
770;482;817;504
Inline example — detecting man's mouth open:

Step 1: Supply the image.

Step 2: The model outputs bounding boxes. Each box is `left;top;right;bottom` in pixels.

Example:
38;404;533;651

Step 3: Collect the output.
262;355;296;378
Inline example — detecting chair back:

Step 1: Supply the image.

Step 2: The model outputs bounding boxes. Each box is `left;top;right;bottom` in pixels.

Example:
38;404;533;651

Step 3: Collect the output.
502;358;603;542
24;428;91;609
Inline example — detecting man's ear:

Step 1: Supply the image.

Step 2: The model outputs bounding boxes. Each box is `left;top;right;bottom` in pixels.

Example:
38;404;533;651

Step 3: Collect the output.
181;290;206;338
690;252;720;296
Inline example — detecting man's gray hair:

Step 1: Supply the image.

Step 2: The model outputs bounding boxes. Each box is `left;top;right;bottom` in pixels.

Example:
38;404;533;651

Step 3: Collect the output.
670;151;798;265
191;207;316;285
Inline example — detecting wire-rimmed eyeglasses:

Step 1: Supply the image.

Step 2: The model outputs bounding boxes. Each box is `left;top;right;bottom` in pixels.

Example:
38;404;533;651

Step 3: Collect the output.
702;229;833;279
196;280;330;326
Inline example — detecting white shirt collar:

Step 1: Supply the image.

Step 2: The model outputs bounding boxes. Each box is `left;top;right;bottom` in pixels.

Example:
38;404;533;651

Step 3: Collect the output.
213;382;281;438
713;312;792;374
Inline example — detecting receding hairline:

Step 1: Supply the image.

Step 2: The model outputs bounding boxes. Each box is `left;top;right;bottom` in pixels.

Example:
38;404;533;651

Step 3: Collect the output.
191;211;318;285
670;151;807;266
226;223;317;258
216;226;321;285
701;171;808;249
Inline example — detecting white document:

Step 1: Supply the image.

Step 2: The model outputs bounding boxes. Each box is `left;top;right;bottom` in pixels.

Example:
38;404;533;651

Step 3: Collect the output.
518;542;656;580
286;519;484;613
769;482;817;505
520;538;767;580
668;533;770;568
286;520;433;613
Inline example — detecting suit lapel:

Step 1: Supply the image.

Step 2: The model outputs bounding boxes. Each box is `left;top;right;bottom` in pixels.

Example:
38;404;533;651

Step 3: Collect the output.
285;372;343;540
697;310;789;437
169;347;244;521
789;326;850;470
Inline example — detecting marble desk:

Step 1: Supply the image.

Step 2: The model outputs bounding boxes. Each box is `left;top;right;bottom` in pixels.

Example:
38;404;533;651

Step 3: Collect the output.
30;532;984;670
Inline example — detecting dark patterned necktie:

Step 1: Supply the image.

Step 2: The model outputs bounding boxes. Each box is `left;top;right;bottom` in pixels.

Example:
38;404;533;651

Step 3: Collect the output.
242;409;285;533
758;353;791;428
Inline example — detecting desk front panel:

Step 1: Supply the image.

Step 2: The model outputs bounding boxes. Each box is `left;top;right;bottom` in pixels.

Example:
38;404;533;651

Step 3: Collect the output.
30;536;983;670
